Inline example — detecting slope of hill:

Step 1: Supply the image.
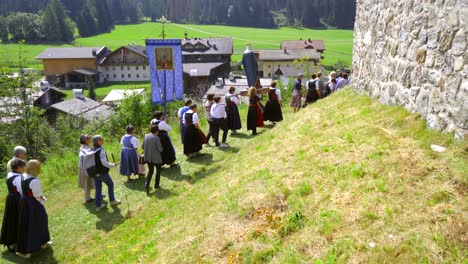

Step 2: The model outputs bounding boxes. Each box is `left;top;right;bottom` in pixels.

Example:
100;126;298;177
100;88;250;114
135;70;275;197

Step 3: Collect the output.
0;89;466;263
0;22;353;69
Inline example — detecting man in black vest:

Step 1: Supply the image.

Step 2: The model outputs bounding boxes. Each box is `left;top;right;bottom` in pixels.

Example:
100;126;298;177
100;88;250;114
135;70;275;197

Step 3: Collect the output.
92;135;121;212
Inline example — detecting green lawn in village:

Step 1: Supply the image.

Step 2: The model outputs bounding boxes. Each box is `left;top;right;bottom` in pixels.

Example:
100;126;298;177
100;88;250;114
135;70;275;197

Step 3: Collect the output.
0;89;466;263
61;82;152;100
0;22;353;71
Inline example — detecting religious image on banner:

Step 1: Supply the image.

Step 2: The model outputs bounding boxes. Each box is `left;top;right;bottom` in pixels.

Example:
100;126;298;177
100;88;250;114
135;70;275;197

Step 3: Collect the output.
155;47;174;70
146;39;184;104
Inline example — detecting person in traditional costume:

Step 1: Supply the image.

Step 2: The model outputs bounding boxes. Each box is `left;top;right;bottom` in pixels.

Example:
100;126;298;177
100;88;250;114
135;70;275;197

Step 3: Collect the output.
264;82;283;125
290;73;304;112
183;104;204;158
120;125;140;181
204;94;215;146
16;160;51;259
6;146;26;173
178;99;193;144
247;87;264;136
92;136;121;211
78;134;95;204
151;111;178;167
0;159;25;252
225;87;242;134
306;73;322;104
210;97;229;148
142;125;163;194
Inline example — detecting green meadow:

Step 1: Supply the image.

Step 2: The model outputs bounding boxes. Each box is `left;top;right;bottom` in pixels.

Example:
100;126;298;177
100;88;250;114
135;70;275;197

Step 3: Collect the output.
0;22;353;70
0;89;466;263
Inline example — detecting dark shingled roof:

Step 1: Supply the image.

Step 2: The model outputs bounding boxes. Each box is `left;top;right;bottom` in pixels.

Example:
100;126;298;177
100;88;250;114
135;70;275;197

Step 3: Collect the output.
256;49;321;61
280;40;326;51
50;97;114;121
36;47;107;60
182;38;233;55
125;45;147;58
183;62;224;77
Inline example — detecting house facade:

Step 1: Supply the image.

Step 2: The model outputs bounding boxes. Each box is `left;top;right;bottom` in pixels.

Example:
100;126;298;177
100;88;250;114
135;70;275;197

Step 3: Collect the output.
36;47;109;88
98;45;150;82
181;37;233;93
255;49;322;78
280;39;326;54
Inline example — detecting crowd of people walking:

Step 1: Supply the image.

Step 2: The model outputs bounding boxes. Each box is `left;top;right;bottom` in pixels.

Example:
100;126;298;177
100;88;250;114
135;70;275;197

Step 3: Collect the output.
1;71;348;259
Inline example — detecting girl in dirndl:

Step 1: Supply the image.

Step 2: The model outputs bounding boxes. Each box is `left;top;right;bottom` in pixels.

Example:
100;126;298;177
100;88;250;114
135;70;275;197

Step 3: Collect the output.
151;111;178;167
16;160;51;259
120;125;140;181
225;87;242;134
263;81;283;124
247;87;264;136
0;159;25;251
183;104;204;158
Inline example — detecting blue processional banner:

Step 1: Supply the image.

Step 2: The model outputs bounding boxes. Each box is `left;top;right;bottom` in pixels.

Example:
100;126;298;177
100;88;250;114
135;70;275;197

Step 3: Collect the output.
145;39;184;104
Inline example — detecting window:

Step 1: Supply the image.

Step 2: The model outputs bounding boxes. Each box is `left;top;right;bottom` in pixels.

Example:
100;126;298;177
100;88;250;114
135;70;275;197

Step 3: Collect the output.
128;74;131;78
113;67;116;71
143;66;146;70
127;66;131;70
106;67;109;71
113;74;117;78
268;73;271;77
136;66;139;70
121;66;124;71
268;64;271;68
136;74;140;78
106;74;109;79
121;74;125;78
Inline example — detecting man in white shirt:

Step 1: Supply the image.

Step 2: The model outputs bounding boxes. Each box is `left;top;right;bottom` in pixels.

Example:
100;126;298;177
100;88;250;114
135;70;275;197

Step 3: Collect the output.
210;97;229;148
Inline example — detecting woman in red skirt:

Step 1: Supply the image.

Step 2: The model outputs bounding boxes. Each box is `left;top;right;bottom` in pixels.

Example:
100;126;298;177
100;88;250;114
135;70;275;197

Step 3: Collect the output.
247;87;264;136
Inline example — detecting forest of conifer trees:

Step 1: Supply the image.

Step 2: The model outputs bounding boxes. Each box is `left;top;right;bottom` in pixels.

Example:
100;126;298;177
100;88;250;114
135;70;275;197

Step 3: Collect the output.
0;0;356;42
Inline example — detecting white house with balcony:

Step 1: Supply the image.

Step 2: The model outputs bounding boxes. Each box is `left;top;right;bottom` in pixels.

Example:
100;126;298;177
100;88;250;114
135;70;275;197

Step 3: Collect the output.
98;45;150;82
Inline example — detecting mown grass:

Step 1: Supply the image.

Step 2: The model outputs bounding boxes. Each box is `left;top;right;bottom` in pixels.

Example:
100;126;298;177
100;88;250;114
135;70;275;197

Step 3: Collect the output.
0;22;353;70
0;88;466;263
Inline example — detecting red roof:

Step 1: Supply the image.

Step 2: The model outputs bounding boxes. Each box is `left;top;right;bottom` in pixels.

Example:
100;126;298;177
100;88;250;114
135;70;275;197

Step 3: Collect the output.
280;40;326;52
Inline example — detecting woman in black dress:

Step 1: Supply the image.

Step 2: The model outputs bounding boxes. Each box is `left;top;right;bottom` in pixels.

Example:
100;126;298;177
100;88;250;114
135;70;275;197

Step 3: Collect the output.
183;104;204;158
225;87;242;134
263;82;283;124
247;87;264;135
151;111;177;167
16;160;51;259
0;159;25;251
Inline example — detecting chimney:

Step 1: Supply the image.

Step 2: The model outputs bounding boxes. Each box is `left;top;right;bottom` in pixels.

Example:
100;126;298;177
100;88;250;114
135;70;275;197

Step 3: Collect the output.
184;32;188;40
213;44;217;50
308;38;312;42
92;49;97;56
207;40;210;46
73;89;85;99
284;48;287;53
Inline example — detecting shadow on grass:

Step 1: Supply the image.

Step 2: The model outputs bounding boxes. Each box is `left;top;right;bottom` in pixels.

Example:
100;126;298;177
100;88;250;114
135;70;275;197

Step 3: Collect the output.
85;202;125;232
1;246;58;264
217;146;240;153
123;177;147;192
149;187;176;199
230;130;265;139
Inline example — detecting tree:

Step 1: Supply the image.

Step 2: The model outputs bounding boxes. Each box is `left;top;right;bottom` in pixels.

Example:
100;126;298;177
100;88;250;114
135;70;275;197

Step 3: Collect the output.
42;0;75;42
0;16;8;42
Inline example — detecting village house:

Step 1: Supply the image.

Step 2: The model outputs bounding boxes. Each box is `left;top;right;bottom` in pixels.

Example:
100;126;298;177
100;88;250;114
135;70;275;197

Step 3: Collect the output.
0;87;66;124
254;49;321;78
36;47;110;88
98;45;150;82
182;36;233;93
48;89;114;122
280;39;326;55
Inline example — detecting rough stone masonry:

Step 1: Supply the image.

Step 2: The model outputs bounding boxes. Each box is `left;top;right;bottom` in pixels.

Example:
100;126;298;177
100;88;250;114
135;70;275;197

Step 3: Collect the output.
351;0;467;138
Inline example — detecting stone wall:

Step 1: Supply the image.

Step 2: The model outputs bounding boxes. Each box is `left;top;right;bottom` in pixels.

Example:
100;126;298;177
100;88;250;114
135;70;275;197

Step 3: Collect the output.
351;0;467;138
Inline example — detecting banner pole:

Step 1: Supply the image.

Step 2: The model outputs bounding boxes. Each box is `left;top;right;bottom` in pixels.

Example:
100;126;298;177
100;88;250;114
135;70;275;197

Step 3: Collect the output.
164;71;167;115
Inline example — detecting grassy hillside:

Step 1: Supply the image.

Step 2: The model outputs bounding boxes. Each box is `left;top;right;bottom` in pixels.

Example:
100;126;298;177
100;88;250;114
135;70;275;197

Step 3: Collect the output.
0;23;353;70
0;89;466;263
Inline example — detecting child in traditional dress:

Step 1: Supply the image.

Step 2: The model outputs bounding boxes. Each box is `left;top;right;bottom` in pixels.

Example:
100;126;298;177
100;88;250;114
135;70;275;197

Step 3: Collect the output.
178;99;193;144
0;159;25;252
290;73;304;113
306;74;321;104
225;87;242;135
210;97;229;148
204;94;215;146
120;125;140;181
92;136;121;211
78;134;95;203
151;111;178;167
247;87;264;136
183;104;204;158
142;125;163;194
6;146;26;173
16;160;51;259
263;81;283;125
